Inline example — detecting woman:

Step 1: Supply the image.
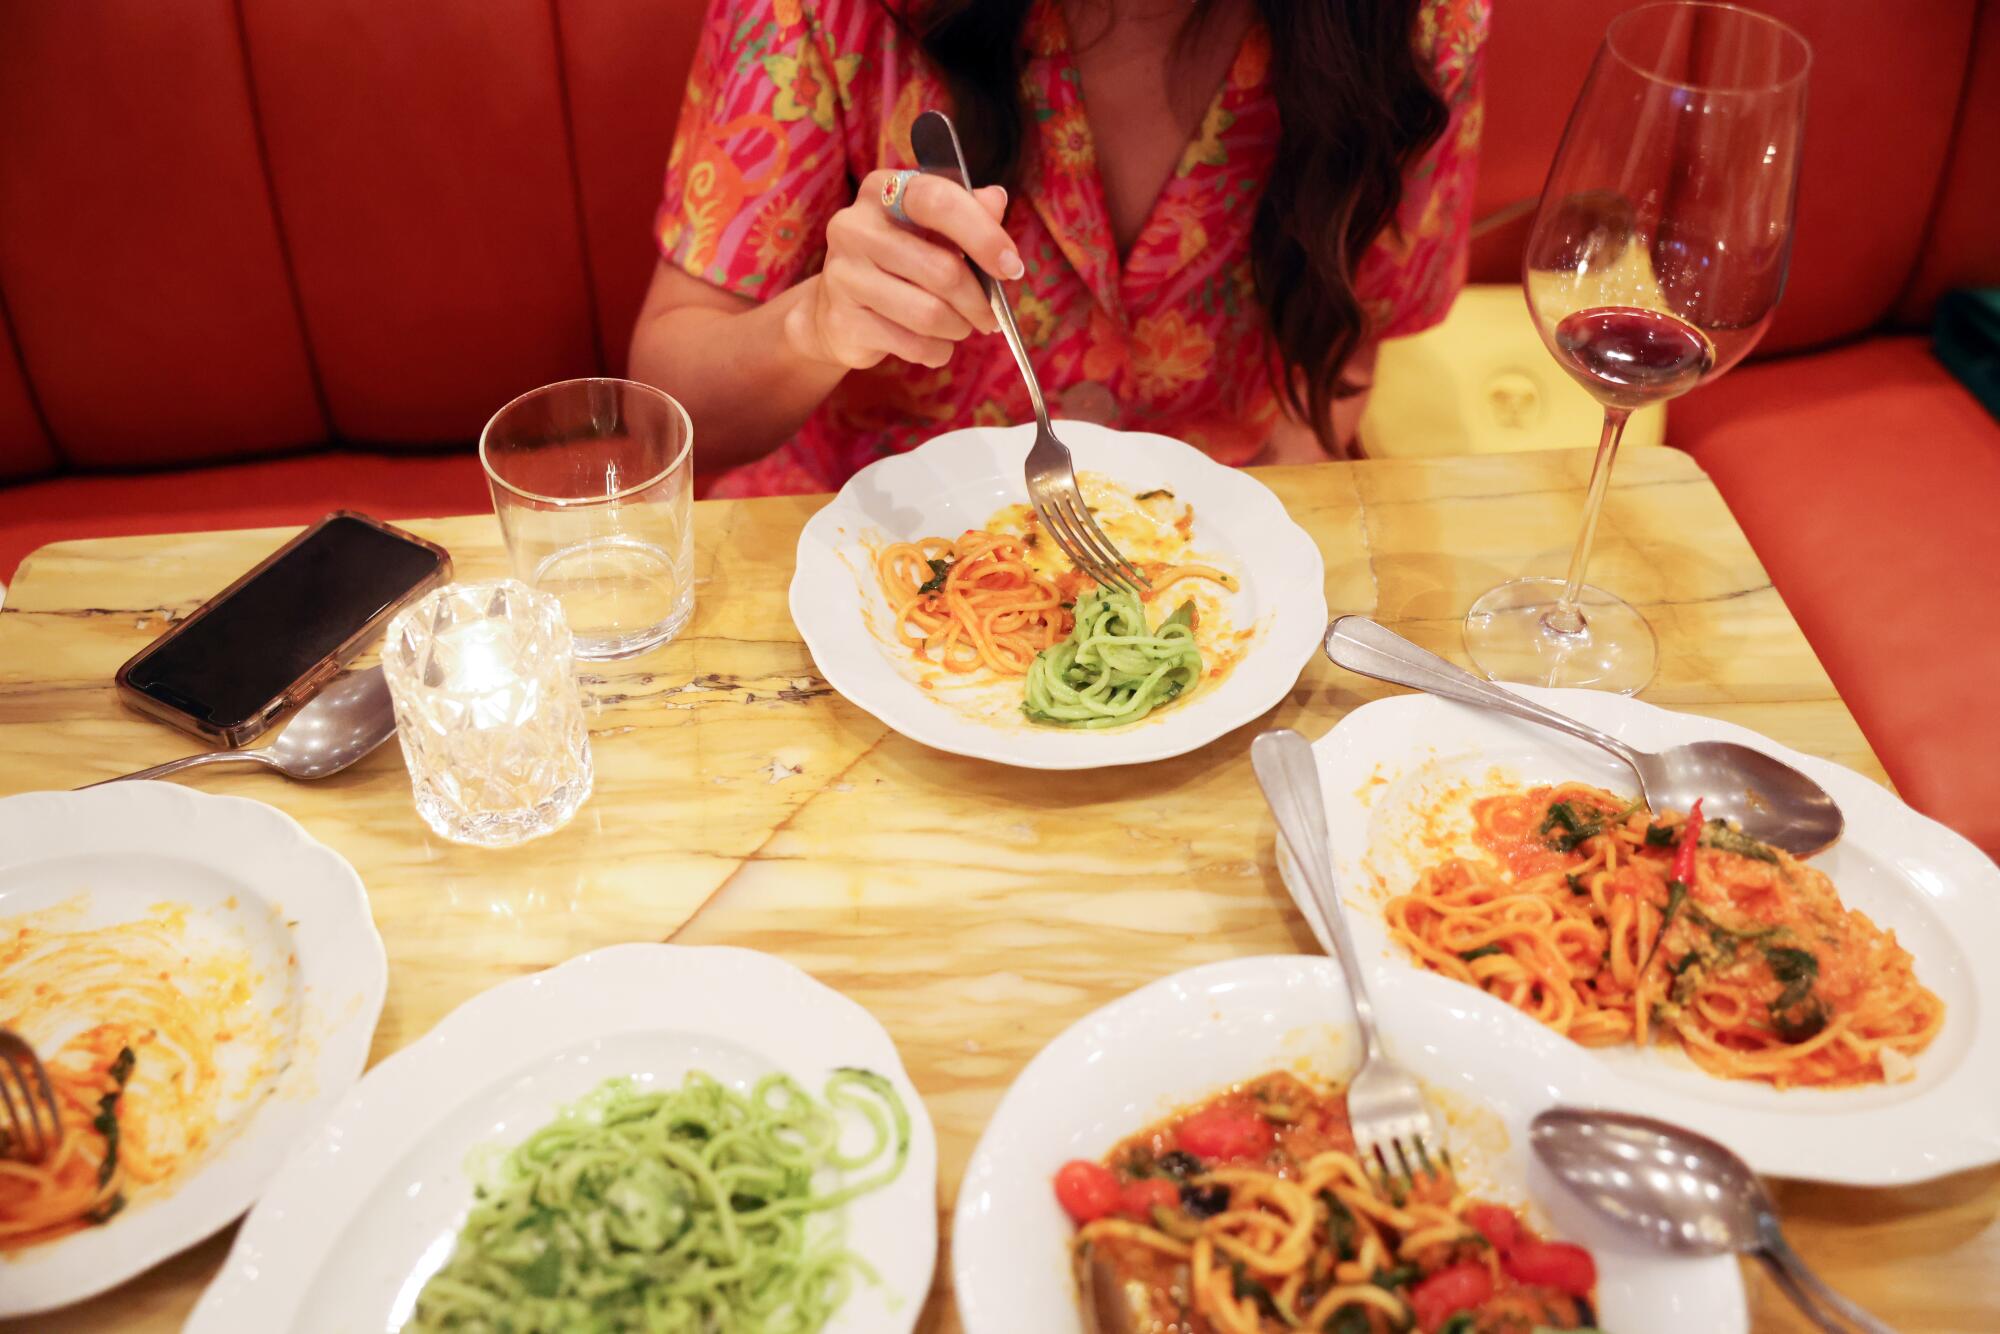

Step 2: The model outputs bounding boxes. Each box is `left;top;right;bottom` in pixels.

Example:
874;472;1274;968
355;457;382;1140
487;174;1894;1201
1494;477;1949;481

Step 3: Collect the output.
630;0;1487;496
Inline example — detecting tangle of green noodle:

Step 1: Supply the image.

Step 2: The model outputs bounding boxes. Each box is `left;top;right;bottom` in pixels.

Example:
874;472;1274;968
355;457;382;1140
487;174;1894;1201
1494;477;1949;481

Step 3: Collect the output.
1022;588;1201;728
409;1068;910;1333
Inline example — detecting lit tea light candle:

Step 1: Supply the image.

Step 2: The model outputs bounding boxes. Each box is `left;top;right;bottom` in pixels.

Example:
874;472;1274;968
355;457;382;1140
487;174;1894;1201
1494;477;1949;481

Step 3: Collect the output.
382;580;593;847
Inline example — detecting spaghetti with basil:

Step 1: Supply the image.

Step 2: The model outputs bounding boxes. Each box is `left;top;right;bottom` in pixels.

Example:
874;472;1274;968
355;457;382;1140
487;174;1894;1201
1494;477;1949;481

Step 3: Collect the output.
1386;783;1943;1088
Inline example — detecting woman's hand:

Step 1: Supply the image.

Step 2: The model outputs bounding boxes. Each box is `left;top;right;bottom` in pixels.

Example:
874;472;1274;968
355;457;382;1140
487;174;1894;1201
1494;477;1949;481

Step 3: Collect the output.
786;170;1023;371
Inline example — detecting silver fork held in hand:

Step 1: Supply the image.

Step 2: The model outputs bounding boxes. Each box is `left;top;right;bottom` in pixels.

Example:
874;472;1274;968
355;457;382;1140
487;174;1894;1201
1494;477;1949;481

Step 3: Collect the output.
908;109;1149;596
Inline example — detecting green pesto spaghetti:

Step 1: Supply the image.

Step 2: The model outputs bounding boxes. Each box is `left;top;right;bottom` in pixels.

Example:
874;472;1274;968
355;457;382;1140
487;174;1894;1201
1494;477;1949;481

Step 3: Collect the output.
409;1068;910;1333
1022;588;1202;729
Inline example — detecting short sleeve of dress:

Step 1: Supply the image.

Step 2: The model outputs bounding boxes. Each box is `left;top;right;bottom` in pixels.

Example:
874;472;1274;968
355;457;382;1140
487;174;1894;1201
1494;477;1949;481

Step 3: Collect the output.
654;0;862;301
1355;0;1492;341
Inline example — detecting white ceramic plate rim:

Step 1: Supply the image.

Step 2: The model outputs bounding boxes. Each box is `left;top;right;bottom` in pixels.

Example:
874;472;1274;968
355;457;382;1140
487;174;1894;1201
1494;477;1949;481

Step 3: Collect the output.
1288;686;2000;1185
790;422;1327;769
188;942;940;1334
0;782;386;1317
953;954;1746;1334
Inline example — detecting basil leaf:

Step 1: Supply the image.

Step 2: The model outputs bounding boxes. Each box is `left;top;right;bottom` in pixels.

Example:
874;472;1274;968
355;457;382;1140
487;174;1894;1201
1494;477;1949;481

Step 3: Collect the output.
1640;879;1689;971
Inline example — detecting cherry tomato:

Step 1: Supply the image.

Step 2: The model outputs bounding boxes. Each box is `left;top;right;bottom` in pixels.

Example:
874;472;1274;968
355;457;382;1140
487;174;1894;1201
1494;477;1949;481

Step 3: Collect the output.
1053;1160;1121;1224
1173;1106;1274;1162
1118;1177;1181;1220
1465;1202;1521;1253
1410;1261;1495;1331
1504;1239;1599;1296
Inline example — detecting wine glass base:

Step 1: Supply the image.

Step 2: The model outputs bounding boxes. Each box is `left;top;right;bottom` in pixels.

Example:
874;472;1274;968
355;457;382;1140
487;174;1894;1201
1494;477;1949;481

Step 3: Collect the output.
1463;578;1659;694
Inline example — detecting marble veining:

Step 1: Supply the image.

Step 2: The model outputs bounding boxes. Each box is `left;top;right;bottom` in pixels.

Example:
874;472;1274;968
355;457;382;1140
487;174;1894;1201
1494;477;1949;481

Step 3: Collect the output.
1;448;1989;1334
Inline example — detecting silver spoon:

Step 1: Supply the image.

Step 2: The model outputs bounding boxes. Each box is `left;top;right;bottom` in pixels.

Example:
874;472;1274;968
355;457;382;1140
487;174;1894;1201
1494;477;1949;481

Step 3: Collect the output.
1532;1108;1894;1333
84;666;397;787
1323;615;1843;858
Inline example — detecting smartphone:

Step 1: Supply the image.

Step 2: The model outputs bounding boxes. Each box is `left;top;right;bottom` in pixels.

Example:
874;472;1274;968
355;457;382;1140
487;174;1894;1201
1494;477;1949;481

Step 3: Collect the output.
116;512;451;745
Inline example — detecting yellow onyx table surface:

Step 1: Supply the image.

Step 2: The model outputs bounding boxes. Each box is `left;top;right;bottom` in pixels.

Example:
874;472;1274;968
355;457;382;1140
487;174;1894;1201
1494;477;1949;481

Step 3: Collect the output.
1;448;1992;1334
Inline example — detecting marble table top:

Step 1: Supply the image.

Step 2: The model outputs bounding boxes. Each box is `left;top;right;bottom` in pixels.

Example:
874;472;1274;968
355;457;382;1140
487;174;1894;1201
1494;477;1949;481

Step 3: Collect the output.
1;447;1990;1333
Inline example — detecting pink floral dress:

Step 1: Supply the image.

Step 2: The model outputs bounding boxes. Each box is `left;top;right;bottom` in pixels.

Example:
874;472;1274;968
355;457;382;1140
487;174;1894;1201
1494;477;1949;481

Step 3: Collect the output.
657;0;1489;497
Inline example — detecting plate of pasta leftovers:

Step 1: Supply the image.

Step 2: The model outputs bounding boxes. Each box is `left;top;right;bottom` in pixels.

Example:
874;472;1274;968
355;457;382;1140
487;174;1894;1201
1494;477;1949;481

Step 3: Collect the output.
790;422;1326;768
1281;687;2000;1184
0;783;385;1317
953;954;1745;1334
188;943;938;1334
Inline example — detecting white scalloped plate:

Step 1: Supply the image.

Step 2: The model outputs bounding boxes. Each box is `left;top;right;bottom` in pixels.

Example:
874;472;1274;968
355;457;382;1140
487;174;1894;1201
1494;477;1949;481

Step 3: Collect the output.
1280;687;2000;1185
790;422;1326;769
954;955;1745;1334
0;783;385;1317
188;943;939;1334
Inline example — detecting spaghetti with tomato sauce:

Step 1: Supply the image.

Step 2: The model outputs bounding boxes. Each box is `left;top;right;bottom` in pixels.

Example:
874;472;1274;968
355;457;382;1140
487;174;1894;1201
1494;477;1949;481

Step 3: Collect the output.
1386;783;1943;1088
1;901;263;1249
1053;1072;1598;1333
873;481;1238;692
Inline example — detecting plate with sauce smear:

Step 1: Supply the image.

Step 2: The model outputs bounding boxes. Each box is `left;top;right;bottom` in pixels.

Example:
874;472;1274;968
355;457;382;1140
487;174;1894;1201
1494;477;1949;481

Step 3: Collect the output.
0;782;384;1317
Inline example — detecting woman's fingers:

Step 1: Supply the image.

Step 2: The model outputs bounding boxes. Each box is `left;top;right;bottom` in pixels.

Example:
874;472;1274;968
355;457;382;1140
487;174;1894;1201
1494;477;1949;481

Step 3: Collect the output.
824;255;976;343
896;172;1025;280
864;225;997;334
828;301;955;369
807;170;1021;370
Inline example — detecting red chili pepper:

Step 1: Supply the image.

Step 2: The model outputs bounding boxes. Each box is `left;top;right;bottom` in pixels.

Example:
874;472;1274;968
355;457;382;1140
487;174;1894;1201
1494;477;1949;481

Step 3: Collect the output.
1672;797;1704;885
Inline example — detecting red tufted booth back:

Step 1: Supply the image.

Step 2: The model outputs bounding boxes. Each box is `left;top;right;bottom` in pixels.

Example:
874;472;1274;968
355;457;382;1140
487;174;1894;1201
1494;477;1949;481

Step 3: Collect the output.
0;0;1994;484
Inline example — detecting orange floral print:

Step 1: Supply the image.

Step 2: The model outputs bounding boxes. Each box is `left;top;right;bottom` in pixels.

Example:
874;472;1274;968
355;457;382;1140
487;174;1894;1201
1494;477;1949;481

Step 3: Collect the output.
1045;102;1096;177
749;195;813;271
655;0;1488;496
1013;289;1058;347
1229;28;1271;90
1082;306;1129;384
1129;310;1215;398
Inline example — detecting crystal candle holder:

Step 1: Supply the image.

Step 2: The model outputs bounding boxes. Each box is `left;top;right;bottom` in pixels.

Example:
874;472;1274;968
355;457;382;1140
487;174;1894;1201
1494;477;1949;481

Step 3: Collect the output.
382;580;593;847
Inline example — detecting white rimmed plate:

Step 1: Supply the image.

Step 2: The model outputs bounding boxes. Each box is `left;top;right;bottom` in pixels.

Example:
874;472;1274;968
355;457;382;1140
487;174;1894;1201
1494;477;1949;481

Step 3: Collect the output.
0;782;385;1317
953;955;1745;1334
1281;687;2000;1185
188;942;939;1334
790;422;1327;768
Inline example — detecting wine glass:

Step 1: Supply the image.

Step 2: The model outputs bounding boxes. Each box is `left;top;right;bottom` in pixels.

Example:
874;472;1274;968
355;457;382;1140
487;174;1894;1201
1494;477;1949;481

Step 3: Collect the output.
1463;1;1810;693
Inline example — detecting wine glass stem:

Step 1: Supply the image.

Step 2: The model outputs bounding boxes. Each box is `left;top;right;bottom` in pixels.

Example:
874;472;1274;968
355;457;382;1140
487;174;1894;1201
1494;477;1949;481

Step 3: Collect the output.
1544;407;1632;637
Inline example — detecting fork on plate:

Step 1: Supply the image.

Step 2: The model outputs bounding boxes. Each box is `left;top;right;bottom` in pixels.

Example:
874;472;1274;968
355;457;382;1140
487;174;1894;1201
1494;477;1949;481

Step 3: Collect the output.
0;1028;63;1163
908;110;1150;597
1251;728;1448;1184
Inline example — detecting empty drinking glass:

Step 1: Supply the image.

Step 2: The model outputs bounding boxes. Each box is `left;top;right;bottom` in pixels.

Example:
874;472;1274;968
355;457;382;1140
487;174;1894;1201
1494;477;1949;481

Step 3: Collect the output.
480;378;696;660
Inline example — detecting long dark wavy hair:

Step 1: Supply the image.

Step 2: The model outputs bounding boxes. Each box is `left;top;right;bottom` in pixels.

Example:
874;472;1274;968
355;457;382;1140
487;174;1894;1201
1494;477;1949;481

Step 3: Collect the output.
886;0;1448;444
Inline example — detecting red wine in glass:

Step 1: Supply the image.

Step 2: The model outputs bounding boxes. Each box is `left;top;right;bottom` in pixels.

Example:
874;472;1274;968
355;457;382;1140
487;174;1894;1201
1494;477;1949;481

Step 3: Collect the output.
1551;306;1715;411
1463;2;1809;694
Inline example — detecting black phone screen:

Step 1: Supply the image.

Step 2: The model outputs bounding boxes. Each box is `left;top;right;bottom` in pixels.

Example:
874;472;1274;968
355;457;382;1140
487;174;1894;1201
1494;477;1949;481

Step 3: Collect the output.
124;516;444;727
